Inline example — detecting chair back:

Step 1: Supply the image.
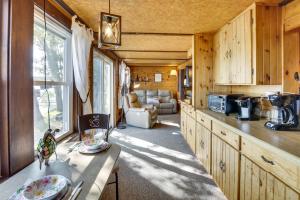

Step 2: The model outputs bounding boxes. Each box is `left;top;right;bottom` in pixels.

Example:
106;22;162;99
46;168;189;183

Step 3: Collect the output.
78;114;110;141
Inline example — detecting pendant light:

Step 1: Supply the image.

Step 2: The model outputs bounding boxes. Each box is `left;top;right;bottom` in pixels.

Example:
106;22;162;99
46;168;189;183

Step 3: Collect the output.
99;0;121;49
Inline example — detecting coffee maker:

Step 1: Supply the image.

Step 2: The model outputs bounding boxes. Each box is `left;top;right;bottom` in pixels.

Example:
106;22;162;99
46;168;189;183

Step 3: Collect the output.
236;96;260;120
264;93;300;131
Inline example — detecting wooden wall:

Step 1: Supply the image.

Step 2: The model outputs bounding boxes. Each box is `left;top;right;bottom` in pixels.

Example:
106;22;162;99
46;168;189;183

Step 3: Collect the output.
282;0;300;93
192;33;214;109
0;0;34;177
130;66;178;99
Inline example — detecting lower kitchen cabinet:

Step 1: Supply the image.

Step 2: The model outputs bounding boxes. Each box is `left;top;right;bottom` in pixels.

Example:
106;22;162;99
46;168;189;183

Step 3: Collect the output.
240;155;300;200
196;122;211;172
180;111;187;139
212;134;239;200
186;115;196;153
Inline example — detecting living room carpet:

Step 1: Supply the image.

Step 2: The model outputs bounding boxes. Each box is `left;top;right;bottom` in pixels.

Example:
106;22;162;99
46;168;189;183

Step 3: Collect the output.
102;114;226;200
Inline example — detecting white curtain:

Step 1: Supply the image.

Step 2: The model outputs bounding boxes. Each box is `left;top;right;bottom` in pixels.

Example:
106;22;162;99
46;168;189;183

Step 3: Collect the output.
118;61;126;108
71;16;94;114
118;61;130;108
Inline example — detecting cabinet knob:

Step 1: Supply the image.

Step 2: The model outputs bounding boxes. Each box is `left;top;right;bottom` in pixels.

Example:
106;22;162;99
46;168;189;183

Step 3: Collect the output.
201;118;204;122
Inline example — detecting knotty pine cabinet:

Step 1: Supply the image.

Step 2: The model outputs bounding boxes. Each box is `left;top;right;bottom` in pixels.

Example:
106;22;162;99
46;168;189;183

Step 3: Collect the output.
211;134;239;200
195;123;211;173
240;155;300;199
186;114;196;153
180;110;187;139
213;3;282;85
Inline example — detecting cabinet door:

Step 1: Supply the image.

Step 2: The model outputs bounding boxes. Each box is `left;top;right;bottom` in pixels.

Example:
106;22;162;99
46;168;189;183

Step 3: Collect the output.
218;25;231;84
231;9;253;84
240;155;300;200
196;123;211;173
180;111;187;139
187;116;196;153
212;134;239;200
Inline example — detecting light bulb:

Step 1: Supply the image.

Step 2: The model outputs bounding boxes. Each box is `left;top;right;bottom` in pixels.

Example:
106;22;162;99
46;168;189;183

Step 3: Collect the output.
104;24;113;37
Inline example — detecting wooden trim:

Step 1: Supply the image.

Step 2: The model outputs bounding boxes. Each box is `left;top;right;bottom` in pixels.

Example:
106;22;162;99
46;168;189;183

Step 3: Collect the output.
113;50;188;53
34;0;71;29
9;0;35;175
119;32;193;36
123;58;189;60
0;0;10;178
51;0;90;29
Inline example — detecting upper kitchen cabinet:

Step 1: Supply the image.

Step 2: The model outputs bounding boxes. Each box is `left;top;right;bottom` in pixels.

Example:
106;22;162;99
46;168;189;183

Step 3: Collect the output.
283;0;300;32
213;3;282;85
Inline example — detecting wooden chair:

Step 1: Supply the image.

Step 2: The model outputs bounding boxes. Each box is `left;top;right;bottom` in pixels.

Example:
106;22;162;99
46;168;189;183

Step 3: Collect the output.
78;114;119;200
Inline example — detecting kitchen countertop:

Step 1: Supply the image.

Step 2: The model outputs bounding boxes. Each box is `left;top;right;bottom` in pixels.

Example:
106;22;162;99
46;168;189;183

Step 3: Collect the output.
199;109;300;160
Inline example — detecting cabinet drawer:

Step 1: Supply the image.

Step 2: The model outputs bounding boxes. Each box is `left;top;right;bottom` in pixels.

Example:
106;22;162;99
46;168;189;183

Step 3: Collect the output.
196;111;211;130
242;138;300;193
186;105;196;119
212;120;240;150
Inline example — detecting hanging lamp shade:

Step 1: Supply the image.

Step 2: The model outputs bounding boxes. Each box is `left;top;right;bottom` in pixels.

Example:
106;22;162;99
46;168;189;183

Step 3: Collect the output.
99;12;121;49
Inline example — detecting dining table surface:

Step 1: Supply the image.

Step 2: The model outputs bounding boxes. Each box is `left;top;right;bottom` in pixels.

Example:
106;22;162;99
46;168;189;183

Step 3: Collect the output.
0;141;121;200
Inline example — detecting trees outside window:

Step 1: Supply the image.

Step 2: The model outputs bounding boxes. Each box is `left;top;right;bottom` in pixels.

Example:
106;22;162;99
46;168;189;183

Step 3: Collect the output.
33;8;72;147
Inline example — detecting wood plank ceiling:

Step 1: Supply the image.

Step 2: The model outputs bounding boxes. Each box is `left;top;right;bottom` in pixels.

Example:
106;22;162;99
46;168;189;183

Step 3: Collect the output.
62;0;281;67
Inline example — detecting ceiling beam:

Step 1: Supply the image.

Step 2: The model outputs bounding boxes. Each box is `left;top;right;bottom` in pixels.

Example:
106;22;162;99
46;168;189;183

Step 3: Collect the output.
279;0;294;6
113;50;187;53
123;58;188;60
121;32;193;36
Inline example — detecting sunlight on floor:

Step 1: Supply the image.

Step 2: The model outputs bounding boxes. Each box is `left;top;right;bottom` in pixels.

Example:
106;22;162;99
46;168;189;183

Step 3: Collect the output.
159;120;180;127
112;130;194;161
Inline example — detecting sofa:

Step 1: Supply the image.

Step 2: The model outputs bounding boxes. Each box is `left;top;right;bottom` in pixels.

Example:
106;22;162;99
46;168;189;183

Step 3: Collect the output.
134;89;177;114
124;93;158;129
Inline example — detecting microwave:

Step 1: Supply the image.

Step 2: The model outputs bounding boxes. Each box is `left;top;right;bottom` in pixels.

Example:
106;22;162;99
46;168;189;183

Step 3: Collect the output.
208;93;243;115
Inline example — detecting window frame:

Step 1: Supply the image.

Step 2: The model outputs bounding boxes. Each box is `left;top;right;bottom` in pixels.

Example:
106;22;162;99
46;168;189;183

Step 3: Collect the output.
33;7;73;142
93;49;114;125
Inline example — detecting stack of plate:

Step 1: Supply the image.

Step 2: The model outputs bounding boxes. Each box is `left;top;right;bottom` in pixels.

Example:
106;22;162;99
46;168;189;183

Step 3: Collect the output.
9;175;70;200
78;140;111;154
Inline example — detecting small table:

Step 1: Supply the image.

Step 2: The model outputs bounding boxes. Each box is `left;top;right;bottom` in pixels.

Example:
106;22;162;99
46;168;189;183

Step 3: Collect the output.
0;142;121;200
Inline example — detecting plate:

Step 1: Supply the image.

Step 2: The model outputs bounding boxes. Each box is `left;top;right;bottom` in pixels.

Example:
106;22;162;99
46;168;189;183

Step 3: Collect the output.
22;175;68;200
83;140;104;150
78;142;111;154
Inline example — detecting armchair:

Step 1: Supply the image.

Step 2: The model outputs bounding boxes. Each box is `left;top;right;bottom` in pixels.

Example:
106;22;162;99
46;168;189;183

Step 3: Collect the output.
124;93;158;128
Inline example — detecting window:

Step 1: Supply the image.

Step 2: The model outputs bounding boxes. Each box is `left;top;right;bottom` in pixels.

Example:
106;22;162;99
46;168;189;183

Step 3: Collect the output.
33;8;73;147
93;50;114;124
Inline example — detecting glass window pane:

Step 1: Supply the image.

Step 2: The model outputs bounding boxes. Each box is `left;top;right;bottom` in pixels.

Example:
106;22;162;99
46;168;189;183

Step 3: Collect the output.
33;22;65;82
34;85;68;146
93;51;112;116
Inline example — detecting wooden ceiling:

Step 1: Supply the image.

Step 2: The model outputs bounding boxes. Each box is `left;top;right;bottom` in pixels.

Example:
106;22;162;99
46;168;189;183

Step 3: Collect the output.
62;0;281;67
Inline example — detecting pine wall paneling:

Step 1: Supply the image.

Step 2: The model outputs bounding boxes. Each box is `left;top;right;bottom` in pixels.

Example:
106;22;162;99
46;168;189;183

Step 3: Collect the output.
192;33;214;109
130;66;178;99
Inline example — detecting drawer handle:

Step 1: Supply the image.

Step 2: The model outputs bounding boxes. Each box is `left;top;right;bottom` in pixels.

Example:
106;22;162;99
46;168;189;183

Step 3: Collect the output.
261;155;274;165
200;140;204;149
201;118;204;122
190;129;192;135
219;161;226;172
220;131;226;136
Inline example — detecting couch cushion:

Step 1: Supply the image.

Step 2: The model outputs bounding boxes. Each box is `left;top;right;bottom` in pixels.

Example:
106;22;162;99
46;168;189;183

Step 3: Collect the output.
146;90;158;98
147;96;160;105
127;93;141;108
159;102;174;109
160;96;171;103
158;90;172;98
134;90;146;104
